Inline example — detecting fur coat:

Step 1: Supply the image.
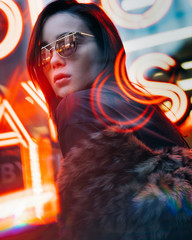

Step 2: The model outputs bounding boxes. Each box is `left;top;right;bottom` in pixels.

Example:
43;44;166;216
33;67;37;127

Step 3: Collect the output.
57;127;192;240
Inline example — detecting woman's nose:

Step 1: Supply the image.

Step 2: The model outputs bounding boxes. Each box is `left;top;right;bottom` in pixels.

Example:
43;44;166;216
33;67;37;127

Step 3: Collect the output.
50;49;66;68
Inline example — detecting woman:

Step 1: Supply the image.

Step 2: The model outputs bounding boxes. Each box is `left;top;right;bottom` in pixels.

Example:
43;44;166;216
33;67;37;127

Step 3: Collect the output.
27;1;191;239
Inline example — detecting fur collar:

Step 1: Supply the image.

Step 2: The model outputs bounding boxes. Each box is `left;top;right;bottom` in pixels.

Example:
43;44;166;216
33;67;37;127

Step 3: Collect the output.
57;128;192;240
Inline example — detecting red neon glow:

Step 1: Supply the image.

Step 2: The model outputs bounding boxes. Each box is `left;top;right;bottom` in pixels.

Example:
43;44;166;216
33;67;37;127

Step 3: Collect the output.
0;0;23;59
90;69;155;132
179;111;192;137
114;49;165;105
127;53;189;122
101;0;173;29
27;0;44;27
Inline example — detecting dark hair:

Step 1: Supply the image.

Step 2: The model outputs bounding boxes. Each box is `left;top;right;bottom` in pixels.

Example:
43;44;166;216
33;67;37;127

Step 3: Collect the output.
27;0;125;116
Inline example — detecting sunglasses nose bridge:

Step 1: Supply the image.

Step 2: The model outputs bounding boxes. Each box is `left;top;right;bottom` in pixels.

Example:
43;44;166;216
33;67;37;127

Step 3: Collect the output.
49;46;67;68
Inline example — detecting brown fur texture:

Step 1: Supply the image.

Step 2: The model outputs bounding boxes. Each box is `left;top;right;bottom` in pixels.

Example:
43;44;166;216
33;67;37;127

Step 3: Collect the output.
57;127;192;240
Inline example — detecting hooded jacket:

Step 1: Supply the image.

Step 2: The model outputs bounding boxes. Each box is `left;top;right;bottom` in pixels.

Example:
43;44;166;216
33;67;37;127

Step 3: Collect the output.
55;87;188;158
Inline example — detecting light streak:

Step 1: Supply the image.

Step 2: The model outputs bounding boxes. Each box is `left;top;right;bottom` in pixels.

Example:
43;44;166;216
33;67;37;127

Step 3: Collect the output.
177;78;192;91
123;26;192;52
48;118;58;142
0;132;24;147
101;0;172;29
27;0;44;27
114;48;165;104
21;82;48;114
0;132;20;139
28;81;46;102
0;0;23;59
3;99;33;142
3;112;27;147
90;65;155;132
0;138;20;147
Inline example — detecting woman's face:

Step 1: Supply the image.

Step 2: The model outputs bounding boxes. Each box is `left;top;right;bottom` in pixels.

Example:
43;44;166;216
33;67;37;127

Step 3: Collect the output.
41;12;103;98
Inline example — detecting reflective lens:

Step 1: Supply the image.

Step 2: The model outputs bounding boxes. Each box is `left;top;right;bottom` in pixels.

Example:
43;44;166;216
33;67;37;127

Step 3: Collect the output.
40;33;76;68
41;48;51;67
55;33;76;58
40;32;94;68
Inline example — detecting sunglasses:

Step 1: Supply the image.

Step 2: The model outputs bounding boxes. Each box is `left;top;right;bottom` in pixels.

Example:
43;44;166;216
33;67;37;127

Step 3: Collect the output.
40;32;94;68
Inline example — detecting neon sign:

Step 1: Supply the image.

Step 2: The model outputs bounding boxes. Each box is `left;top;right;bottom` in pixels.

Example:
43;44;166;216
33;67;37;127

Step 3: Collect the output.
0;0;59;231
127;53;188;122
100;0;173;29
0;0;23;59
27;0;44;26
0;95;59;231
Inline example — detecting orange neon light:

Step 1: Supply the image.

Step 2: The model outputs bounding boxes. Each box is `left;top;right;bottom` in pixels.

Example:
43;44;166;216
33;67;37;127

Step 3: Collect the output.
101;0;173;29
1;98;41;190
2;112;27;147
90;70;155;132
27;0;44;27
0;131;25;147
0;96;58;229
48;117;58;142
21;81;58;142
0;0;23;59
114;49;164;105
0;184;58;231
21;81;48;114
179;111;192;137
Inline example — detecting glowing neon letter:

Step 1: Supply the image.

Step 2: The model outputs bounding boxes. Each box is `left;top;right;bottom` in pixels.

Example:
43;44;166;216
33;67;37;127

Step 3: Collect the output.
101;0;173;29
0;0;23;59
27;0;44;27
128;53;188;122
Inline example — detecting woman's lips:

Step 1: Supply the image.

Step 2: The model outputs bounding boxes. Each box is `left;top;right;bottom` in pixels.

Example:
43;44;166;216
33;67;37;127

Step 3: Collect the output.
54;73;71;86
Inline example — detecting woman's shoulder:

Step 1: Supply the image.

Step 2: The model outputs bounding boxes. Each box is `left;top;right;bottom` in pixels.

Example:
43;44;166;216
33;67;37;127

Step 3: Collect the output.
55;89;96;127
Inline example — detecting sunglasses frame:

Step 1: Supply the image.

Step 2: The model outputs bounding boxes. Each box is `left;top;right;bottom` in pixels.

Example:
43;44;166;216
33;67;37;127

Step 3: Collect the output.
40;32;94;67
